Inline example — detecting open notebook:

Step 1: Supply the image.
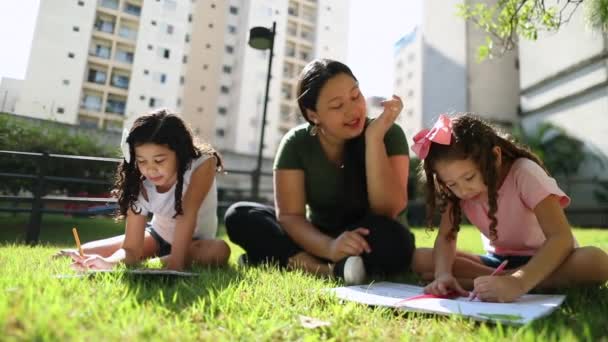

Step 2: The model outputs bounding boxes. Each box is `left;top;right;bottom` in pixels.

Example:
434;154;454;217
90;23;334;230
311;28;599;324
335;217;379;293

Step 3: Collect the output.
330;282;565;325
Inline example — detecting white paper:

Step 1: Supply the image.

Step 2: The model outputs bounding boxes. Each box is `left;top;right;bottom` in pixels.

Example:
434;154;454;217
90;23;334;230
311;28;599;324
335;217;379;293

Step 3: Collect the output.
330;282;565;325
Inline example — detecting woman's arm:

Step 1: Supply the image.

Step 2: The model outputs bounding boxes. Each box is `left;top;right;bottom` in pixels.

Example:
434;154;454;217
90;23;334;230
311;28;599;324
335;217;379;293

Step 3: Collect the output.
510;195;574;292
365;139;409;218
167;157;217;270
275;169;337;260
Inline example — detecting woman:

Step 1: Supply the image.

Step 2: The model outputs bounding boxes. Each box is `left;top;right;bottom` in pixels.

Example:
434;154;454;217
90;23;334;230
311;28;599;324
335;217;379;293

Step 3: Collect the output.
225;59;416;284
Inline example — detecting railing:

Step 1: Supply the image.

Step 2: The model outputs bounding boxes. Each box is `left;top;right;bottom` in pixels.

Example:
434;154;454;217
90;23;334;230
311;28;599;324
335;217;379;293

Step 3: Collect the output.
0;150;272;244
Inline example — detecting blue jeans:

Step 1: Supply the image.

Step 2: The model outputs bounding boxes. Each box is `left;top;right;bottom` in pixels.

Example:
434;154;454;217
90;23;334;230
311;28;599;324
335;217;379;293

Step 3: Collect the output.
479;252;532;269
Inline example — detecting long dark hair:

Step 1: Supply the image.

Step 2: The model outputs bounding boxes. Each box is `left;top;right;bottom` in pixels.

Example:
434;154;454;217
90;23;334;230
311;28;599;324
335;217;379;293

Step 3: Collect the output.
296;59;369;226
113;108;223;218
421;114;546;240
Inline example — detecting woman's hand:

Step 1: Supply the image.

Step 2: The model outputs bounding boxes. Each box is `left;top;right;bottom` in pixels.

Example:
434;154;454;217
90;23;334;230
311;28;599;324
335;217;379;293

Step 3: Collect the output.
473;275;527;303
71;253;116;271
365;95;403;141
424;273;469;297
328;228;371;262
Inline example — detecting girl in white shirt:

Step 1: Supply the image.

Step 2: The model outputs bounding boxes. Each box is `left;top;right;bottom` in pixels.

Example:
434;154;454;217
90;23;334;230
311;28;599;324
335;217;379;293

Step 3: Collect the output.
66;109;230;270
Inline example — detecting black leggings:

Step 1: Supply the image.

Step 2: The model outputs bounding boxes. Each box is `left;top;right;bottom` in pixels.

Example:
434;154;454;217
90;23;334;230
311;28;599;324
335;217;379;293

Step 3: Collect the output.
225;201;416;275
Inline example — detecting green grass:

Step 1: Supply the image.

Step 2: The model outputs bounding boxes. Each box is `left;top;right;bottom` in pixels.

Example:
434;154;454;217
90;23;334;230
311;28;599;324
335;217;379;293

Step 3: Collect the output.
1;213;607;340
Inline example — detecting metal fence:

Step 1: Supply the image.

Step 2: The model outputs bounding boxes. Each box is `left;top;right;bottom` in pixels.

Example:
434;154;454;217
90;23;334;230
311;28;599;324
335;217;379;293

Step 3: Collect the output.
0;150;272;244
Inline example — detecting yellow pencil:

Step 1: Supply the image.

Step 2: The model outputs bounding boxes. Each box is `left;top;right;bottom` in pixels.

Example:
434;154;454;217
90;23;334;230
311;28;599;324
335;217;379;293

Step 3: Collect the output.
72;227;84;257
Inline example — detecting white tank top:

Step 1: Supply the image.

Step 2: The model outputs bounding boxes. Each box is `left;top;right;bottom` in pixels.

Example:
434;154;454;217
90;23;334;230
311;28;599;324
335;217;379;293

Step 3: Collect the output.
133;154;218;243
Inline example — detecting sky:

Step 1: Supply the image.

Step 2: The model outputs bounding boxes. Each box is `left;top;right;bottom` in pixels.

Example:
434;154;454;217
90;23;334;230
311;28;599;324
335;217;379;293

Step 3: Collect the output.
0;0;422;97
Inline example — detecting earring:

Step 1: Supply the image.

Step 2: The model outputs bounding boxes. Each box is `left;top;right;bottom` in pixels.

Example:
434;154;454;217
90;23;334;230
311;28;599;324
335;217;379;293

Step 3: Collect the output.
309;124;318;136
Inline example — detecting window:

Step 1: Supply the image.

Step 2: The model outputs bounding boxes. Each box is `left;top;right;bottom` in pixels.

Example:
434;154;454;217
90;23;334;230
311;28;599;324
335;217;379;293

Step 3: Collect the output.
143;69;149;75
208;23;214;28
222;65;232;73
185;34;190;42
159;48;170;59
57;107;65;114
218;107;227;115
182;55;188;63
147;44;153;50
225;45;234;54
220;86;230;94
166;24;174;34
73;26;80;32
149;97;156;108
203;64;208;70
68;52;75;58
63;79;70;85
216;128;225;137
205;43;211;49
211;3;215;8
176;98;181;107
139;95;146;100
197;107;203;112
160;73;167;83
151;20;157;26
229;6;238;14
180;76;185;84
188;13;192;22
228;25;236;34
200;85;206;91
78;1;84;6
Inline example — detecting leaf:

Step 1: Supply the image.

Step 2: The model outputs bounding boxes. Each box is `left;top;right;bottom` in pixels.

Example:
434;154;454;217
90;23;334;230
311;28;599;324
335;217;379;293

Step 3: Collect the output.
299;315;331;329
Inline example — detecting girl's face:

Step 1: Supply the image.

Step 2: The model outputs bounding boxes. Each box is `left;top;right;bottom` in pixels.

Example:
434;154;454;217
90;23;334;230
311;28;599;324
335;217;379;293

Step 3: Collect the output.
307;73;367;141
135;143;178;192
434;158;488;202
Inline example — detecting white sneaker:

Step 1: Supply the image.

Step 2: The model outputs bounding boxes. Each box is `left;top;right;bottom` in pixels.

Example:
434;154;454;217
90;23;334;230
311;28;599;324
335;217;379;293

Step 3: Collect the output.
334;256;367;285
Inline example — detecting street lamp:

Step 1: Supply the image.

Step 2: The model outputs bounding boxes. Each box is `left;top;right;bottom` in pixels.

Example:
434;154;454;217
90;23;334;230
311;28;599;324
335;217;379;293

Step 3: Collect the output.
248;21;276;200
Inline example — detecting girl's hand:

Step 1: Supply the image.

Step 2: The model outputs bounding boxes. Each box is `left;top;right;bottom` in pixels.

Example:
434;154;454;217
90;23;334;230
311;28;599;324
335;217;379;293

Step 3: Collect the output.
365;95;403;141
328;228;372;262
424;273;469;297
70;253;116;271
473;275;526;303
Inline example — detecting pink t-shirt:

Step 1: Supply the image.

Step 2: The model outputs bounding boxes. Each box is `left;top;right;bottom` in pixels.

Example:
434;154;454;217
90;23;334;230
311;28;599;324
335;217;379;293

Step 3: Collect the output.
460;158;571;256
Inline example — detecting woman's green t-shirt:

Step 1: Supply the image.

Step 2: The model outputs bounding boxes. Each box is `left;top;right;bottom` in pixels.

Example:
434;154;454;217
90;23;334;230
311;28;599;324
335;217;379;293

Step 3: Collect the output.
274;120;409;230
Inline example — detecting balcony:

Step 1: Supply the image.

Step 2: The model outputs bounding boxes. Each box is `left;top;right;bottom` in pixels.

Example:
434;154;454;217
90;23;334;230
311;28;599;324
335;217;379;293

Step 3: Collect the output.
90;45;111;59
81;95;103;112
94;20;115;34
106;98;126;115
99;0;119;10
123;3;141;17
115;50;134;64
111;74;130;89
87;69;107;85
118;26;137;41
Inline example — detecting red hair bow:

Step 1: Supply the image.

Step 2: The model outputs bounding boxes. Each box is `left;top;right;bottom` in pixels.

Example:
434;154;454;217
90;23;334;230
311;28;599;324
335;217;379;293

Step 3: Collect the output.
411;114;453;159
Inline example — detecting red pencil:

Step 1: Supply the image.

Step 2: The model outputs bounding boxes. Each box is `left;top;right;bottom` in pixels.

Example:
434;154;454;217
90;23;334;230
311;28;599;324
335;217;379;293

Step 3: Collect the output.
469;260;509;301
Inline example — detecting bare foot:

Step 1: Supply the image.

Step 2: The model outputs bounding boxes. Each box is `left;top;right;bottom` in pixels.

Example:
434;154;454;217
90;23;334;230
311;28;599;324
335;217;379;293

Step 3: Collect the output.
287;252;332;276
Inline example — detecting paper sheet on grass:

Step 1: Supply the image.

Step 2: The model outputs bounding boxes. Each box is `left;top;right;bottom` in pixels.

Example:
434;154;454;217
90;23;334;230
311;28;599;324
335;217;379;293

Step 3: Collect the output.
55;269;198;278
330;282;565;325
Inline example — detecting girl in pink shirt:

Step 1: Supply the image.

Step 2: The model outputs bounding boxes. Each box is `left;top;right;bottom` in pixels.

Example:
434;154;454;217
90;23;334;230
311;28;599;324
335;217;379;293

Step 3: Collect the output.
411;114;608;302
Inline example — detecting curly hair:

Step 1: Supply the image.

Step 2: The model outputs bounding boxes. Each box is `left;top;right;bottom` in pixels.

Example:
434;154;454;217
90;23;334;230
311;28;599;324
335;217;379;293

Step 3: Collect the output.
420;114;546;240
113;108;223;219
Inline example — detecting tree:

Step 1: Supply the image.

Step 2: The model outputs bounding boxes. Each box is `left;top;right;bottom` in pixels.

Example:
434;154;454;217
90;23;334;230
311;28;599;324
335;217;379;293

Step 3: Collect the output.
458;0;608;60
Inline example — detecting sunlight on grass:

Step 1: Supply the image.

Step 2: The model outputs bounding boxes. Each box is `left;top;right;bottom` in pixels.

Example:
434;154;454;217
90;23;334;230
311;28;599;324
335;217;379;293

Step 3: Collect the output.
1;213;607;340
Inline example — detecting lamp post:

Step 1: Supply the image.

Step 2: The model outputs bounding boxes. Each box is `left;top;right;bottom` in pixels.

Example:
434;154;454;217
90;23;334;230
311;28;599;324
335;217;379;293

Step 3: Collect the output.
248;21;276;200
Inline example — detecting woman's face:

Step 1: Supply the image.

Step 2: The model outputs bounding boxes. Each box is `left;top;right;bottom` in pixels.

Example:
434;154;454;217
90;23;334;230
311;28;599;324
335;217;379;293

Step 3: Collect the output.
307;73;367;141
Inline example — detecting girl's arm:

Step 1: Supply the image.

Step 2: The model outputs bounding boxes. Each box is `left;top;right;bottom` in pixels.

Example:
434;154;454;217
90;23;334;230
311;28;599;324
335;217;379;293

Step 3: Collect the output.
167;157;217;270
275;169;370;262
111;210;148;265
433;207;459;278
510;195;574;292
364;140;409;218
